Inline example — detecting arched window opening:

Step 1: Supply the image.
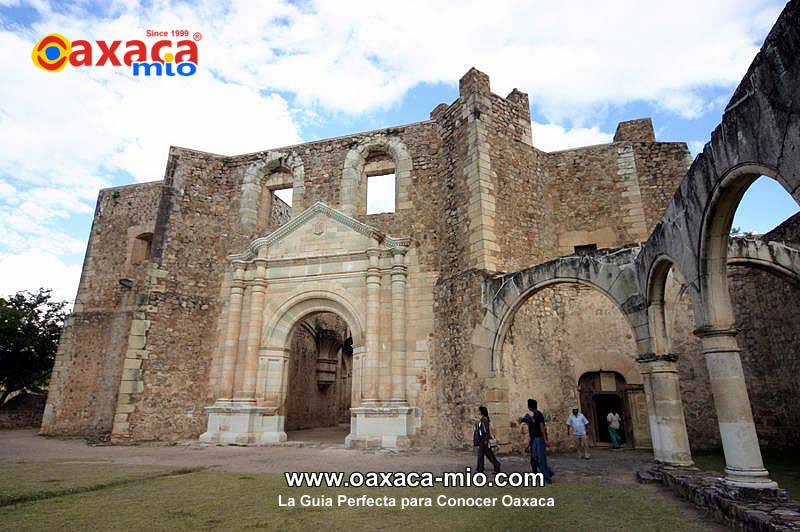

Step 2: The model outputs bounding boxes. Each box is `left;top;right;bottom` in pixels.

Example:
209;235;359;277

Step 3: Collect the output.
365;151;395;215
730;176;799;236
724;178;799;452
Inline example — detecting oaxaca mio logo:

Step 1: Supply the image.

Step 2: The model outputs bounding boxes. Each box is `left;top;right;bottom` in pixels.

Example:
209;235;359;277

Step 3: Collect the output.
31;32;199;76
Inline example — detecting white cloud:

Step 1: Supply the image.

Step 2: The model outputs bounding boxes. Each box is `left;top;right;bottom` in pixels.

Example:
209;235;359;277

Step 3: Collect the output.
0;251;82;304
0;9;302;285
689;141;707;156
0;182;18;204
531;122;612;152
0;0;785;299
188;0;781;122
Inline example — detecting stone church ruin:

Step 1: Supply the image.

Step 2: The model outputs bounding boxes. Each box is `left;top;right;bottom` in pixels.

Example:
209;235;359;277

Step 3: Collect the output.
42;2;800;490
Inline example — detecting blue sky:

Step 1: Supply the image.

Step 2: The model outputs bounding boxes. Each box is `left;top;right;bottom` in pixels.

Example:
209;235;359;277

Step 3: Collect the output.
0;0;797;302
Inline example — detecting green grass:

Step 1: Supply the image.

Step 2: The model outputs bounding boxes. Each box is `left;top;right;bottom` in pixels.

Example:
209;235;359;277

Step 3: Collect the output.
692;448;800;499
0;462;713;532
0;460;188;506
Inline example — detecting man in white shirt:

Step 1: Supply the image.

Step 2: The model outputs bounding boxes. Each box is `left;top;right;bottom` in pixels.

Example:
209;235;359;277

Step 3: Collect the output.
607;411;622;449
566;407;590;459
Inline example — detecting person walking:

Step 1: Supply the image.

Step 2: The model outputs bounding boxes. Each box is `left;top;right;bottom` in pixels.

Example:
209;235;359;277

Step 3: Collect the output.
607;411;622;449
566;407;590;459
519;398;553;483
475;405;501;474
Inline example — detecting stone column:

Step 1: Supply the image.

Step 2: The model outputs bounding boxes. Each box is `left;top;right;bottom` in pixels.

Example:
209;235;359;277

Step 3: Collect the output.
696;327;777;488
362;245;381;404
240;258;267;402
233;269;253;400
389;247;408;403
637;353;693;466
220;265;245;400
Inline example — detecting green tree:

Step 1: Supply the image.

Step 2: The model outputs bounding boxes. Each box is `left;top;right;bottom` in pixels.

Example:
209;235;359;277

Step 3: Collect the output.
0;289;68;407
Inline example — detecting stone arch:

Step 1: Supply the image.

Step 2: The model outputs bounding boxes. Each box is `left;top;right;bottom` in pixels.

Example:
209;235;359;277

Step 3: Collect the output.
257;291;363;406
262;290;364;352
239;151;305;227
698;163;792;330
340;136;412;216
645;254;703;357
477;251;647;376
493;279;640;381
727;237;800;284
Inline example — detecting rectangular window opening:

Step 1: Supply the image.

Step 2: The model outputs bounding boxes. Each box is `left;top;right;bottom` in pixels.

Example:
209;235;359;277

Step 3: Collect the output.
366;173;395;214
574;244;598;256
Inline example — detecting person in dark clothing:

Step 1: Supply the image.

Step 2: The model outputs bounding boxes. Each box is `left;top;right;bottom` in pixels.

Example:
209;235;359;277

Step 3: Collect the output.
519;398;553;483
475;405;501;474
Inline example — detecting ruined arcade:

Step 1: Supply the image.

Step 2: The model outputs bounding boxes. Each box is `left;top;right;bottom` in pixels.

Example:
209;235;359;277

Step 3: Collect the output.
42;2;800;492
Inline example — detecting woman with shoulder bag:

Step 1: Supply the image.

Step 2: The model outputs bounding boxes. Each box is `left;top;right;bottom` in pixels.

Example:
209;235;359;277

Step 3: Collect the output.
475;405;501;474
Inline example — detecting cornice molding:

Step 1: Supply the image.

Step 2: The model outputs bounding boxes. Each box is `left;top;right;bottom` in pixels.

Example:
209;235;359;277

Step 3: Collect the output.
228;202;409;263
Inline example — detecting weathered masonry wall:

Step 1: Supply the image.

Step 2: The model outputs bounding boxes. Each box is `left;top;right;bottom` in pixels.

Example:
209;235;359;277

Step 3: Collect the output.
42;0;800;456
729;263;800;448
118;149;257;440
499;284;643;453
92;120;447;441
671;262;800;449
41;182;162;437
667;215;800;449
546;137;690;258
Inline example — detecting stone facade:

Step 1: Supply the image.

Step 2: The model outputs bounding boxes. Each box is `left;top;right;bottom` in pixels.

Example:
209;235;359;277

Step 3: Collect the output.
42;69;691;448
41;2;800;493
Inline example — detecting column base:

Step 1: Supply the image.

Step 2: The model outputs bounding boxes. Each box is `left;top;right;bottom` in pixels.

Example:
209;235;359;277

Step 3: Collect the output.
655;457;695;467
199;401;286;445
345;404;415;449
722;466;779;490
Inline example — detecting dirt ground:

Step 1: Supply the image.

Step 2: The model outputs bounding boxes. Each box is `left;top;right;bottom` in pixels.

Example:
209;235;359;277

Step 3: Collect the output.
1;429;725;530
1;428;655;478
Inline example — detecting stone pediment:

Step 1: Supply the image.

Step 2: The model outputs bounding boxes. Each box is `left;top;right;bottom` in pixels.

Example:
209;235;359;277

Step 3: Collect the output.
229;202;409;262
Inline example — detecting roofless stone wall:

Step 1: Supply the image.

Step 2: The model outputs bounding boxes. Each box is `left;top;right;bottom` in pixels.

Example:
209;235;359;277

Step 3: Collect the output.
42;63;745;447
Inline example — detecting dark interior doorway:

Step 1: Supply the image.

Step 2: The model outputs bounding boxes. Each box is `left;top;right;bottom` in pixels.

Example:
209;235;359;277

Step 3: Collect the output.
593;393;624;444
578;371;633;447
285;312;352;435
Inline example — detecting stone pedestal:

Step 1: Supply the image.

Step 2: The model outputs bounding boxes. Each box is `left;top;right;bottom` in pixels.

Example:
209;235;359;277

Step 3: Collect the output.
199;401;286;445
345;405;415;449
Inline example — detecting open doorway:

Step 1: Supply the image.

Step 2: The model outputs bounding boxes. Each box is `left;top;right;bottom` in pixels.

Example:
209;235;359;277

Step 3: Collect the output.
284;311;352;443
593;394;624;444
578;371;632;447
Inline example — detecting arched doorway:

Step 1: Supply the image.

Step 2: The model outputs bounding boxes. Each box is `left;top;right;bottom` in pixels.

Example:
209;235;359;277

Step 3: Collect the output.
578;371;632;447
284;311;353;442
498;281;648;453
